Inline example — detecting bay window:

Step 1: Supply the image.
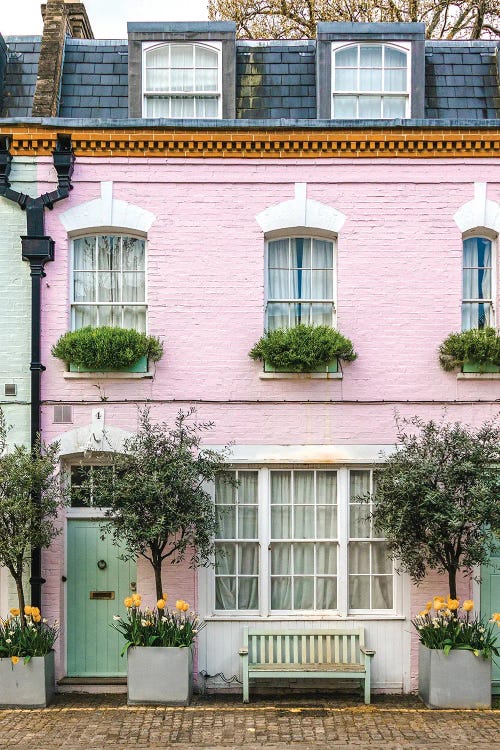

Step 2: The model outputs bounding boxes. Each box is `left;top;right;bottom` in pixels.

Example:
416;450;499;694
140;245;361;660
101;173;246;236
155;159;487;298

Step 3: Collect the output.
214;467;395;615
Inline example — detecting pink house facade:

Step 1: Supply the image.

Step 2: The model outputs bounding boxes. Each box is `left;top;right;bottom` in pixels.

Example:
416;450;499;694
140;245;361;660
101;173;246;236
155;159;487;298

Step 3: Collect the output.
37;154;499;692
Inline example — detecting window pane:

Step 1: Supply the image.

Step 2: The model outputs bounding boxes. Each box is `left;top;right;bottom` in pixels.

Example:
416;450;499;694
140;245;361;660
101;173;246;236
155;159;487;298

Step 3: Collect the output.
239;472;258;504
238;506;258;539
216;506;236;538
271;472;291;503
98;236;121;270
267;302;290;330
215;577;235;609
335;46;358;67
73;305;97;329
73;272;95;303
98;305;122;328
122;272;145;303
317;543;337;574
216;475;236;504
317;577;337;609
195;68;218;91
291;302;310;326
316;506;337;538
333;95;357;118
97;272;121;303
372;542;392;573
349;542;370;573
463;268;492;300
146;46;169;68
271;543;291;574
195;97;219;118
122;238;145;271
268;239;289;268
359;95;382;118
349;505;370;537
359;68;382;92
170;44;193;67
239;543;259;575
269;269;289;299
463;237;492;267
271;507;291;538
382;96;407;118
123;308;146;332
215;543;235;574
294;506;314;539
238;578;258;609
384;68;407;91
290;239;311;269
360;45;382;66
462;302;493;330
146;68;169;92
349;575;370;608
294;543;314;574
350;471;370;499
311;270;333;299
271;577;291;609
311;303;334;326
372;576;393;608
291;269;311;299
145;97;170;117
73;237;95;270
336;68;356;91
195;45;218;67
294;577;314;609
312;240;333;269
170;97;195;117
385;47;406;67
317;472;337;504
294;472;314;503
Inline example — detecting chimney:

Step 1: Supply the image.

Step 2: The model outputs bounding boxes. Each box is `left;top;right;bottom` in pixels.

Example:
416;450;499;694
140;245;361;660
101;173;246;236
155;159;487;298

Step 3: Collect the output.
32;1;94;117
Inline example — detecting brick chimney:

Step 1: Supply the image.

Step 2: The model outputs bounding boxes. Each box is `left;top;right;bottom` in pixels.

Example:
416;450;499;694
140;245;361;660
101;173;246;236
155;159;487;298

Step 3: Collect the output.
32;1;94;117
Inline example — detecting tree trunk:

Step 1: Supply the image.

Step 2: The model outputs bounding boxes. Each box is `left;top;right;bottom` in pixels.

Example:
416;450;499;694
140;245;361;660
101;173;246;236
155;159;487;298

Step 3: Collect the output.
153;561;163;602
448;568;457;600
14;575;26;629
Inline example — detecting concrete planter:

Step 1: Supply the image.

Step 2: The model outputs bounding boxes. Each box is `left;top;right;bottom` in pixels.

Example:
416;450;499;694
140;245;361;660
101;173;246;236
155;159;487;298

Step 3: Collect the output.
418;644;491;709
0;652;55;708
264;359;338;373
69;355;148;373
462;360;500;373
127;646;193;705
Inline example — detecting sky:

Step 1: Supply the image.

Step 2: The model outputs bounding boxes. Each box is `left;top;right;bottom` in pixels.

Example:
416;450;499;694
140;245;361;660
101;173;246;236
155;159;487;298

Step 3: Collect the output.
1;1;210;38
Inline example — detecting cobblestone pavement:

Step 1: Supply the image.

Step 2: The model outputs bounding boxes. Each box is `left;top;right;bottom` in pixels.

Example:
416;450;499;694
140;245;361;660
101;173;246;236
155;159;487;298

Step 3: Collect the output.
0;693;499;750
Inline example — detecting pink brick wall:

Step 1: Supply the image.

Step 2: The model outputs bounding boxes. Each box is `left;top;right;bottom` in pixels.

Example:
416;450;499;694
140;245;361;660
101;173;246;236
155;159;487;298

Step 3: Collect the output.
37;156;498;686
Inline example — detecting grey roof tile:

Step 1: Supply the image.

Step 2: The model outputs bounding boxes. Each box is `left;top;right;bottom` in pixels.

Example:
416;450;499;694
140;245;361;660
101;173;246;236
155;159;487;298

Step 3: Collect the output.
2;37;41;117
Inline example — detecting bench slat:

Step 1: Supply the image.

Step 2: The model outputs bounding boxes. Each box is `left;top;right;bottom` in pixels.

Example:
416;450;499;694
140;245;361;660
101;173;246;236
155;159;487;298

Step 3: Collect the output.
249;663;365;673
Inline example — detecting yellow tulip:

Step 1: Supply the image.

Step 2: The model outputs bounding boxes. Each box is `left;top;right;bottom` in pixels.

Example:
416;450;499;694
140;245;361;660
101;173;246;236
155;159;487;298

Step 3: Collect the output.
425;601;432;611
124;596;134;608
491;613;500;622
9;608;20;616
162;593;168;601
182;602;189;612
418;610;429;616
175;600;185;611
157;599;166;610
463;600;474;612
447;598;459;611
11;656;19;665
433;597;445;611
24;605;32;616
132;594;142;607
33;614;41;623
31;607;40;618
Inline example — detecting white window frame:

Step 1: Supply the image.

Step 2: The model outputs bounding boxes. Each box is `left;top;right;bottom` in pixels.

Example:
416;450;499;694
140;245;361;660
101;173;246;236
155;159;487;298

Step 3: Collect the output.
70;233;148;332
142;41;223;119
331;42;411;120
210;466;399;619
461;230;497;331
264;235;338;331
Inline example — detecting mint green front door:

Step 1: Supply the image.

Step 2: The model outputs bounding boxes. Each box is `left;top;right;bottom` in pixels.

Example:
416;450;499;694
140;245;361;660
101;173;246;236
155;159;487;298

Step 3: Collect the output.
481;540;500;694
67;520;136;677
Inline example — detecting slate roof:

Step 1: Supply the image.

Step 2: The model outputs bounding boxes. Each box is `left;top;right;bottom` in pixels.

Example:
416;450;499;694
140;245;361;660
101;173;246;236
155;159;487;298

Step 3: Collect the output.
1;35;499;121
2;37;41;118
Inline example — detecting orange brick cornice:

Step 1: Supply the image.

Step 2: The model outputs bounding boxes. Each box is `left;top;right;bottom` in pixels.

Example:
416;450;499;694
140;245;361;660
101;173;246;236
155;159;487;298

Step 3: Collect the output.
1;125;499;158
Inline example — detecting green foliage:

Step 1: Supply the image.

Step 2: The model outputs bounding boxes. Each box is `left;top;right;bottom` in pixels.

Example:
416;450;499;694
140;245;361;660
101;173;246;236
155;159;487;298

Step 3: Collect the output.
112;599;204;655
0;609;58;660
370;416;500;599
88;408;236;600
249;324;357;372
412;606;500;659
439;327;500;372
51;327;163;370
0;408;66;620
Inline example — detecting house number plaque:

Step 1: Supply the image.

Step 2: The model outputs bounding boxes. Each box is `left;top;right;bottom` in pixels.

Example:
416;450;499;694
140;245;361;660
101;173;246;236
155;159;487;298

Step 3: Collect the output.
89;591;115;600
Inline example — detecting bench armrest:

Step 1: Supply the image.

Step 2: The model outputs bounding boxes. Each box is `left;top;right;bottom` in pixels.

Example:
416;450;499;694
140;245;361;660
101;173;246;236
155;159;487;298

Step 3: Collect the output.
239;648;248;656
360;647;376;657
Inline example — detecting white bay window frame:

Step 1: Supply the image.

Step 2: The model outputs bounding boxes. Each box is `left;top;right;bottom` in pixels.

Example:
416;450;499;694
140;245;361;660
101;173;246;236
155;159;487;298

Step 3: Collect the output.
142;41;223;119
210;466;399;619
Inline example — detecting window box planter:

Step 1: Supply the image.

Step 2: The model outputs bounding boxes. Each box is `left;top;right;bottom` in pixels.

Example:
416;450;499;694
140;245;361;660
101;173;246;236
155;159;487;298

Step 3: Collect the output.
127;646;193;706
462;360;500;374
0;652;55;708
418;644;491;709
69;355;148;374
264;358;338;374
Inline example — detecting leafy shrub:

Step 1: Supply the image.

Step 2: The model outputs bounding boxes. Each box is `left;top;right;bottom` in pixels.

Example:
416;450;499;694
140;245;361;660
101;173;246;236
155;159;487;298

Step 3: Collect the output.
439;327;500;372
249;324;357;372
52;327;163;370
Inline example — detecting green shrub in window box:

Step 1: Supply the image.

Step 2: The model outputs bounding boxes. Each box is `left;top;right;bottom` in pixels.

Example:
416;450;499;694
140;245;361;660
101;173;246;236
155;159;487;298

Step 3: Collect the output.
52;327;163;372
249;324;357;373
439;327;500;374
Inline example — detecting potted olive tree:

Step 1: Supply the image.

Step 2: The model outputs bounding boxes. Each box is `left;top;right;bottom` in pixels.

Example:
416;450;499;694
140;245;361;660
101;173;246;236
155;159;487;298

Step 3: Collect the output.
90;407;235;705
0;408;65;708
369;416;500;708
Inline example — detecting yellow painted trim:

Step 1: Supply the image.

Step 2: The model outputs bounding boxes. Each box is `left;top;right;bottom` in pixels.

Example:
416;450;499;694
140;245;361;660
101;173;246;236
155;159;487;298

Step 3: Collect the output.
0;126;498;158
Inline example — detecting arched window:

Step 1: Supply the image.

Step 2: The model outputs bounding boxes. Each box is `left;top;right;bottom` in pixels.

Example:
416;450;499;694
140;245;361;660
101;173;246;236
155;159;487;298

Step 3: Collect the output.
462;236;494;330
71;234;146;331
266;236;336;331
143;42;221;118
331;43;409;119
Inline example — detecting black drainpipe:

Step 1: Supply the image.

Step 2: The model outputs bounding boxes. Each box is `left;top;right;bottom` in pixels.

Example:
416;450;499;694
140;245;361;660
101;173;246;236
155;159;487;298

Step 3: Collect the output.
0;134;74;608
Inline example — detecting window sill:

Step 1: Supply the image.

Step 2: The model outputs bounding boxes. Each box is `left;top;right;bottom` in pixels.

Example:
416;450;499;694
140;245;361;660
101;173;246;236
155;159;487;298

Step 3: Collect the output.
260;372;342;380
456;372;500;380
63;371;154;380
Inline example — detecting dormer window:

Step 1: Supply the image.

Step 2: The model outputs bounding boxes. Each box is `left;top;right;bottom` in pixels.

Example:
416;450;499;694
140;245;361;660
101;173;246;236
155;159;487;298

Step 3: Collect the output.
332;43;410;119
143;42;221;118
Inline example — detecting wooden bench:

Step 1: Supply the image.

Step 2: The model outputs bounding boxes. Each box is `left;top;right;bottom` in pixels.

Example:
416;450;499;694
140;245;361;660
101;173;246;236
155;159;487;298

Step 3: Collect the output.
239;627;375;704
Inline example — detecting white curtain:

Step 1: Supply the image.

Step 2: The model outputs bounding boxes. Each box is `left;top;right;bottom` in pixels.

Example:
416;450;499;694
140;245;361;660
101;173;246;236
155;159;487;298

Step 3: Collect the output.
462;237;492;329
